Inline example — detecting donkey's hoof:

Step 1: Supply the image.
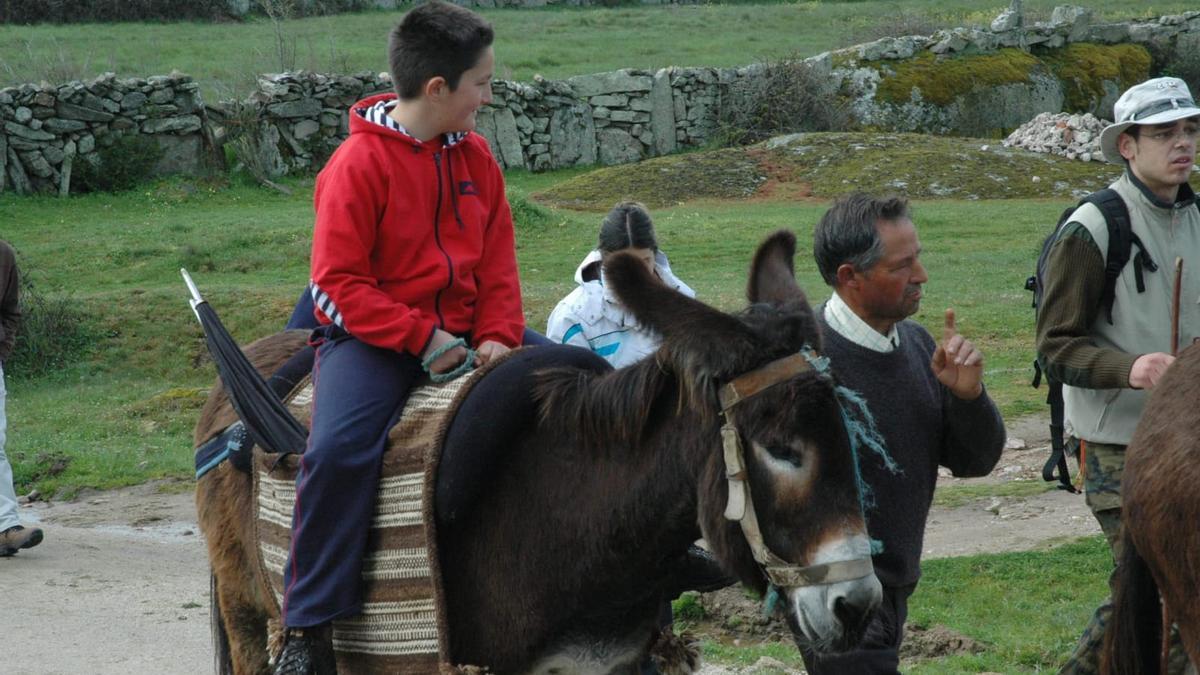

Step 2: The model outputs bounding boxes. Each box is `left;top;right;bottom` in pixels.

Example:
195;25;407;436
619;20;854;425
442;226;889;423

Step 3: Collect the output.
650;630;700;675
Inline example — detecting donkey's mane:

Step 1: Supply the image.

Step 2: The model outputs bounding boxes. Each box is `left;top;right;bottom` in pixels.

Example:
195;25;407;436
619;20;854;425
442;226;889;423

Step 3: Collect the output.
533;353;708;454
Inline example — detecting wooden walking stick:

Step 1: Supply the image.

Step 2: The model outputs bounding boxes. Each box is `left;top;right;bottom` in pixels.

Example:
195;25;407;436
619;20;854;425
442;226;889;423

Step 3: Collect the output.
1171;257;1183;357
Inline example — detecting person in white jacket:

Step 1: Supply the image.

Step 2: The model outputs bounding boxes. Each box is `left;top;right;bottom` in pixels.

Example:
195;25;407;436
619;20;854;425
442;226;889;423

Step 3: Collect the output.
548;202;727;674
546;202;694;368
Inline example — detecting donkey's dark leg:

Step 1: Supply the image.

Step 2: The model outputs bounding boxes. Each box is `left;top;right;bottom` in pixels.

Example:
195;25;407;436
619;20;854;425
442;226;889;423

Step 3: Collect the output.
198;466;273;675
215;578;272;675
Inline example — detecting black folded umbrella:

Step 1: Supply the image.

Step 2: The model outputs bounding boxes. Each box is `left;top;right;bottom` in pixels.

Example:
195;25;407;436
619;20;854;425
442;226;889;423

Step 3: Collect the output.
182;269;307;455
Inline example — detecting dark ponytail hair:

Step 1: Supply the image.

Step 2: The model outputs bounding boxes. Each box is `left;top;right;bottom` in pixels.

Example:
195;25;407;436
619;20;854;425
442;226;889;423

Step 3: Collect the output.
597;201;658;253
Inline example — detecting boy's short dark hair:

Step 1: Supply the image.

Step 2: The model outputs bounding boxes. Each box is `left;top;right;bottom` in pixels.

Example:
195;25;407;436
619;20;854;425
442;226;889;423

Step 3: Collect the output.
388;0;495;101
813;192;910;286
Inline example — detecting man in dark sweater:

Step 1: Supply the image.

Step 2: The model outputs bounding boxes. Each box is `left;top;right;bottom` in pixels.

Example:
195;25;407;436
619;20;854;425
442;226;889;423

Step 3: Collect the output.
803;193;1005;674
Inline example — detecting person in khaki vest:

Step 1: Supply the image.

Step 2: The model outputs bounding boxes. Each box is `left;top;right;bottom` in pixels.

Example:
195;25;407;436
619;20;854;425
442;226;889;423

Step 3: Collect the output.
1036;77;1200;675
0;240;43;557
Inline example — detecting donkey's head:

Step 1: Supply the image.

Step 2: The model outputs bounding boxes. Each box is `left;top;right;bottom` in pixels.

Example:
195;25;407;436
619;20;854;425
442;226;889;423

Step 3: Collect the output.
605;229;882;653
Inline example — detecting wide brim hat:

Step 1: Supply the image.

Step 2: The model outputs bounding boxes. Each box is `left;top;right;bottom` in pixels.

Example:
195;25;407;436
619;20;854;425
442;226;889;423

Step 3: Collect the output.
1099;77;1200;164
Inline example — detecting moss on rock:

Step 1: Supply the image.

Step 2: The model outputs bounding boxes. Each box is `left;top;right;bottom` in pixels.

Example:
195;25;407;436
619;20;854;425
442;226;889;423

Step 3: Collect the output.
532;132;1123;210
1040;43;1151;113
874;49;1042;107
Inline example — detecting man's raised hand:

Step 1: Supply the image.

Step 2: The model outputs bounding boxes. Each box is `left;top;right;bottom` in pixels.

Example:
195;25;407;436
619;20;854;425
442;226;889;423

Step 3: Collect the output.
931;308;983;400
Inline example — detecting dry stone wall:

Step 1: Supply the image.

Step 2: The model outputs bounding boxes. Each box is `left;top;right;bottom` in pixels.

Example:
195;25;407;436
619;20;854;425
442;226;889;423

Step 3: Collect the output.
198;64;739;177
0;73;206;195
1;5;1198;193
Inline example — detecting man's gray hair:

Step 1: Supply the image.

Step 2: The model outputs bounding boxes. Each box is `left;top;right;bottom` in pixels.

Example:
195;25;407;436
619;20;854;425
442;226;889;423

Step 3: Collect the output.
813;193;910;286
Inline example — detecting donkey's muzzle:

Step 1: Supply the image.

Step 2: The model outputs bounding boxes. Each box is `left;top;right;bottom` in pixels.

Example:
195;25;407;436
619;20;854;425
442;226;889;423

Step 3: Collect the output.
787;569;882;655
831;594;875;651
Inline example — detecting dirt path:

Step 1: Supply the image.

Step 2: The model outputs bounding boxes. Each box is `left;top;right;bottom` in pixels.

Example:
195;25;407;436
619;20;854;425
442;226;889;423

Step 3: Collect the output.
1;482;212;675
923;414;1099;558
2;416;1096;674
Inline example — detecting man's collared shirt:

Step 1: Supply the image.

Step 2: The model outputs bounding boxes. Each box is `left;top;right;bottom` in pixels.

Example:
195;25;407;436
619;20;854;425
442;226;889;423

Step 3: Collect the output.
823;291;899;353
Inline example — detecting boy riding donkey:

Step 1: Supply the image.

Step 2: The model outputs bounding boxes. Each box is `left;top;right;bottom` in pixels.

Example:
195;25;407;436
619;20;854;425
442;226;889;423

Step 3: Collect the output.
274;3;542;672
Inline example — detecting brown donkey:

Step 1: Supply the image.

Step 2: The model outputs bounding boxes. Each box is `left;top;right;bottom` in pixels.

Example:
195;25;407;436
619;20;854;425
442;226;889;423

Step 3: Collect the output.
1102;341;1200;674
195;230;885;672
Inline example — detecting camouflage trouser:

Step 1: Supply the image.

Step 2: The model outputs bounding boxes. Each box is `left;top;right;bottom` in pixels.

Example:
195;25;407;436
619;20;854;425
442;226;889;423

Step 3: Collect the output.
1058;440;1190;675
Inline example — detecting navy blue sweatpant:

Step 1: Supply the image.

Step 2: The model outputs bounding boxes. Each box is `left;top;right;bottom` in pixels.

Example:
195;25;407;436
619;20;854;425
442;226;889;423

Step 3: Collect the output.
285;285;319;331
282;325;423;627
281;320;549;627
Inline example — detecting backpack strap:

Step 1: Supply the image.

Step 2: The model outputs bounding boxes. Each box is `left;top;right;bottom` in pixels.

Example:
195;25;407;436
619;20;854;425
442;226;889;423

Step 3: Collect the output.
1040;379;1079;493
1085;189;1157;324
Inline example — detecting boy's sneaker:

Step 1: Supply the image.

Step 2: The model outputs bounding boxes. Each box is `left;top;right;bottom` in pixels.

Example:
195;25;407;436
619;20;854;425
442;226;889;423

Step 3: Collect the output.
274;624;336;675
0;525;44;556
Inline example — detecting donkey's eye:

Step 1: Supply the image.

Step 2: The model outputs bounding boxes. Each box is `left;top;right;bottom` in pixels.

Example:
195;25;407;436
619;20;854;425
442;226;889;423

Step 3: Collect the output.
765;444;803;467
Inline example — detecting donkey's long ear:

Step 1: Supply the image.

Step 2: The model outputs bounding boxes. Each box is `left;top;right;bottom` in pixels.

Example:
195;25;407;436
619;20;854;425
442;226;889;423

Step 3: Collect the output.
605;252;759;362
747;229;806;307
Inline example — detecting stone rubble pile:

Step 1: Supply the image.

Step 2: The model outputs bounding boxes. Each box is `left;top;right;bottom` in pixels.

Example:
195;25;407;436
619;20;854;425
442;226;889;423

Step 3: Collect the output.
1003;112;1109;162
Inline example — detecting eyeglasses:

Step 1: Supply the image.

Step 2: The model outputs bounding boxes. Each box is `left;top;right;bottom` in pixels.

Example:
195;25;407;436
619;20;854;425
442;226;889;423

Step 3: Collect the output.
1141;126;1200;144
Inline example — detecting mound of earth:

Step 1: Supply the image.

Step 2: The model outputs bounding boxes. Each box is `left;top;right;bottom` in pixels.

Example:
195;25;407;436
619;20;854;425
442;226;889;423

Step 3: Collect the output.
899;623;986;660
692;586;986;651
530;132;1123;210
691;587;985;670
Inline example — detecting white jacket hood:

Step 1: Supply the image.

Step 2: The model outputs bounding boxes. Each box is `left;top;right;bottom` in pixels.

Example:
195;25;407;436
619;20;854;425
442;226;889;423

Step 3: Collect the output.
545;249;695;368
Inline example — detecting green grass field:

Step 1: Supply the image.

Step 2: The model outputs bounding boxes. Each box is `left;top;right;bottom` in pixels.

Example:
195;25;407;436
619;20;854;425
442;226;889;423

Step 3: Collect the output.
0;0;1192;102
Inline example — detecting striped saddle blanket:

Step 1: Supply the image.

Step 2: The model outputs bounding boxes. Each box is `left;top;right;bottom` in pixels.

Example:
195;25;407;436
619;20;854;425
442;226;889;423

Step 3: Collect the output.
253;370;480;674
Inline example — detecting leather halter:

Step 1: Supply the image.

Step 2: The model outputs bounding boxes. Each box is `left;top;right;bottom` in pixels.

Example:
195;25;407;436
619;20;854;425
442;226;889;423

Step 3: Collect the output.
718;350;875;589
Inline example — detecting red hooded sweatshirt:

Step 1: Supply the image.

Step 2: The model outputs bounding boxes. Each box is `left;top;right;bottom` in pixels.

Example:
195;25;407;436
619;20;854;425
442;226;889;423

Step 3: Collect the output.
309;93;525;356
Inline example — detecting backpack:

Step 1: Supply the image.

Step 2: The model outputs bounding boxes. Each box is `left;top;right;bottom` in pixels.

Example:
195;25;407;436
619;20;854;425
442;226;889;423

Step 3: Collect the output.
1025;188;1157;493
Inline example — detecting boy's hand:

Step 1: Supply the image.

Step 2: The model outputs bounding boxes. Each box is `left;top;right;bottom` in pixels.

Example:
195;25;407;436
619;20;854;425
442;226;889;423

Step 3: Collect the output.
931;308;984;400
422;329;468;374
475;340;511;366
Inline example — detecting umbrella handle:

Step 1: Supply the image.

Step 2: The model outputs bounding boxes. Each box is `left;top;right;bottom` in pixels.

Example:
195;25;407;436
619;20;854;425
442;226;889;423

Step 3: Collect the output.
180;268;205;321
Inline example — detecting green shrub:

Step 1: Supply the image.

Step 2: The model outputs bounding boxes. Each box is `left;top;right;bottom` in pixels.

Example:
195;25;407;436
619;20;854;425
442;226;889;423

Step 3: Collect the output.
73;133;164;194
5;272;98;380
717;56;854;146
